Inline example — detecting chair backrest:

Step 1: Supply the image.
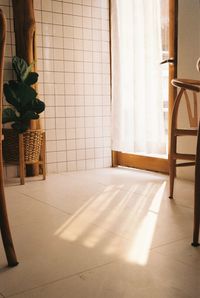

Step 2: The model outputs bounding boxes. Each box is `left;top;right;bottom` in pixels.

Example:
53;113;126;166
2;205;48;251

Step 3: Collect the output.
171;79;200;129
184;89;198;128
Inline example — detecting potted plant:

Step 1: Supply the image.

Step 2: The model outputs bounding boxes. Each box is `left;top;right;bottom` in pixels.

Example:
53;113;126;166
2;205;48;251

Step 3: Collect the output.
2;56;45;132
2;56;46;183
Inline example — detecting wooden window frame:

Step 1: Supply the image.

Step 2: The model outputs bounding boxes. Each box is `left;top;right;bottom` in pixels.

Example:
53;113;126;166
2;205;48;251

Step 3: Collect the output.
109;0;178;174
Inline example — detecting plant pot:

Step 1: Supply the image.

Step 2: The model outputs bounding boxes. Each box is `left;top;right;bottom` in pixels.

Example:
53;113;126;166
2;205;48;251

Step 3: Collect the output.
2;128;43;164
2;128;19;163
2;128;46;184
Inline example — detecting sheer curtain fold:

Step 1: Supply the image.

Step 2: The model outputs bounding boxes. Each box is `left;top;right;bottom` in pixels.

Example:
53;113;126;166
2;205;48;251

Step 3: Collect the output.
111;0;166;155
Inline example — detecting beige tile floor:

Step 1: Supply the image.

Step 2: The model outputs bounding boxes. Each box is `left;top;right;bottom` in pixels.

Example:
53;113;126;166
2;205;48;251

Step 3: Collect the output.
0;167;199;297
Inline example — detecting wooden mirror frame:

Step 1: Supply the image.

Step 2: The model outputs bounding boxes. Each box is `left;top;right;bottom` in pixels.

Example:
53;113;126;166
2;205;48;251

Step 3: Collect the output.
0;8;18;267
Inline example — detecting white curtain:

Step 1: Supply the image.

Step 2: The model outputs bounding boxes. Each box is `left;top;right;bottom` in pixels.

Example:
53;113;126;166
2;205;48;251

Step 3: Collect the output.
111;0;166;155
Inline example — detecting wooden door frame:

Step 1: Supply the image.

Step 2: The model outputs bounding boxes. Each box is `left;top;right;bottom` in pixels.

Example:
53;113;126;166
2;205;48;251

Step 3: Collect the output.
109;0;178;174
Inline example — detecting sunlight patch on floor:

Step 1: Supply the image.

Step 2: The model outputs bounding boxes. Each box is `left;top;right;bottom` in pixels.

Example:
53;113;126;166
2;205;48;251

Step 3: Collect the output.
54;185;120;242
126;182;166;265
53;180;166;263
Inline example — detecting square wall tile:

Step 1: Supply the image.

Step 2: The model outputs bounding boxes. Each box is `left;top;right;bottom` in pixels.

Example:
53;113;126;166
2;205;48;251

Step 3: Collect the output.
53;1;63;13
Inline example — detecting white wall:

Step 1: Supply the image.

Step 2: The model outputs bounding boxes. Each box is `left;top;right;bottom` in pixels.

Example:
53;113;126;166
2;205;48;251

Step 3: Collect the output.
1;0;112;178
178;0;200;79
177;0;200;180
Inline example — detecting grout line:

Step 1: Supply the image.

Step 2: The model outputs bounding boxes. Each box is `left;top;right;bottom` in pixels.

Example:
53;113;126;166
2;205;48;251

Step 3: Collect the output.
172;202;193;210
150;235;191;251
153;245;200;270
6;260;115;298
15;191;72;217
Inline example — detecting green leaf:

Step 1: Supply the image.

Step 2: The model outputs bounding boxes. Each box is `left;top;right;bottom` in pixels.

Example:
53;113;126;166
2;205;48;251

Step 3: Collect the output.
21;111;39;121
3;83;19;108
32;99;45;114
24;72;38;85
3;56;45;132
12;56;28;82
11;121;29;133
2;108;18;124
15;83;37;107
22;61;35;81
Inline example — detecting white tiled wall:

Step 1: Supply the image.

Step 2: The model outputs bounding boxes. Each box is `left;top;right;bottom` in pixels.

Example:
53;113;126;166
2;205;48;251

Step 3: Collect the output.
1;0;111;176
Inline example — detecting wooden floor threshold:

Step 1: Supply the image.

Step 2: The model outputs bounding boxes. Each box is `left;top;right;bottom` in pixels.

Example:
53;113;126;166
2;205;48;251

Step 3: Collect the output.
112;151;169;174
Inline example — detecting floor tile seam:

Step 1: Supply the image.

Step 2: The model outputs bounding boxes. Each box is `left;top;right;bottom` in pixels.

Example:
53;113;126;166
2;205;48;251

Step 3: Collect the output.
17;188;193;216
150;236;191;251
59;172;158;192
16;188;130;219
173;202;193;210
85;184;143;200
6;261;115;298
9;192;131;246
91;222;133;242
135;192;193;206
132;189;165;200
152;249;200;270
175;257;200;271
151;237;200;270
90;217;192;244
18;182;115;202
59;172;109;187
15;191;72;216
90;219;160;243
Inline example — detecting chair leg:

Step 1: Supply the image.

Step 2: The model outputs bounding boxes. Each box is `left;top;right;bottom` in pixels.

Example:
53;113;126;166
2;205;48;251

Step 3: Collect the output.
192;173;200;246
169;129;177;199
41;132;46;180
169;156;176;199
192;123;200;246
192;198;200;246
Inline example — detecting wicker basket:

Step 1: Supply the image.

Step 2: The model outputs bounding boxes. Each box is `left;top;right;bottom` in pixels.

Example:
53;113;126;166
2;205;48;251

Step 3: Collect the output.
2;129;43;164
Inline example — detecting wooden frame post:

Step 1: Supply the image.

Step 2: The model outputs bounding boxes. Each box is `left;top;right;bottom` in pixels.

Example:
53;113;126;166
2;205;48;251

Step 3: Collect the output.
12;0;41;175
12;0;36;68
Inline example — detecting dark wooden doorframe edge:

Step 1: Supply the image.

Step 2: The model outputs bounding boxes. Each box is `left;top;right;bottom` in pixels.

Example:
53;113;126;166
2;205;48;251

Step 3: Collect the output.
168;0;178;149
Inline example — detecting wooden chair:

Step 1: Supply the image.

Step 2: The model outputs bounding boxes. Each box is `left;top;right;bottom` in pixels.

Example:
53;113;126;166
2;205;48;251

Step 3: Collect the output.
169;78;200;199
169;79;200;246
0;9;18;267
